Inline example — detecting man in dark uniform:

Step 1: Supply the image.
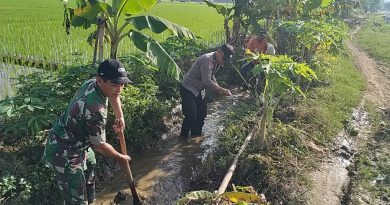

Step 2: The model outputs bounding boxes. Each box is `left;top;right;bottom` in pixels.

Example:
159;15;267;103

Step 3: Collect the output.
44;59;131;205
179;43;234;139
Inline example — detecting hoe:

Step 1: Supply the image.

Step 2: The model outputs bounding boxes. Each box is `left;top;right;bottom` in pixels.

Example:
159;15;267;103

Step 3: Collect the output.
118;130;142;205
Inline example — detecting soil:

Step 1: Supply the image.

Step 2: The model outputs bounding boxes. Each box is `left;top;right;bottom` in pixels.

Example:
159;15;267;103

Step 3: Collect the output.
305;26;390;204
92;25;390;205
93;89;247;205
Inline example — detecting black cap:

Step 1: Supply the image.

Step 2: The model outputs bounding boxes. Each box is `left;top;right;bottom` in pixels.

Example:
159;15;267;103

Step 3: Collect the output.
220;43;234;62
97;59;132;84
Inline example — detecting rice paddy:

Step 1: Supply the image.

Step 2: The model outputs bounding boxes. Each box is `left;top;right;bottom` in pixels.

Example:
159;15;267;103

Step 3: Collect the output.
0;0;225;98
0;0;225;66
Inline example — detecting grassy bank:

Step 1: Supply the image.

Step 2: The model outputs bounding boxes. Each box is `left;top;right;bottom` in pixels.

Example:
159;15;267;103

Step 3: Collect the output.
355;14;390;64
350;14;390;204
191;44;365;204
296;51;365;143
350;102;390;204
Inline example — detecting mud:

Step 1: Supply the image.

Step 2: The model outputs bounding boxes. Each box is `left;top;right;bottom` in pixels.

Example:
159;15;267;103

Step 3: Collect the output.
306;26;390;204
94;90;246;205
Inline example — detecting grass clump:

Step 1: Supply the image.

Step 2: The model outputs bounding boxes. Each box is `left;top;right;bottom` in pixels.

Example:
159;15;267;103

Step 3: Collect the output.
191;45;365;204
355;14;390;64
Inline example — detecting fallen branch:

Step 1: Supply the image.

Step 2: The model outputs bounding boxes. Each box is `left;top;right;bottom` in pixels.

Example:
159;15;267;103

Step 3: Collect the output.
216;125;258;196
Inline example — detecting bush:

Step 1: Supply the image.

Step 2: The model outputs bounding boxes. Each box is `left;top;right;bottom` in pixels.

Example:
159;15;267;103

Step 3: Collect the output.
0;61;176;203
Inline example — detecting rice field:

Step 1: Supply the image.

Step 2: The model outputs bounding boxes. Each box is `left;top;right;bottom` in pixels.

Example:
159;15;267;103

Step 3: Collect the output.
0;0;225;67
0;63;37;100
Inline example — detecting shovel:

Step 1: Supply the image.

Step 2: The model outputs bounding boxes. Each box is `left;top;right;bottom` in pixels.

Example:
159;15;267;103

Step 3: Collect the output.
118;130;142;205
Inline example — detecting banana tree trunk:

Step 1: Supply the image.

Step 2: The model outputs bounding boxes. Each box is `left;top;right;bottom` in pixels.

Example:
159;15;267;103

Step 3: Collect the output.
110;39;119;59
92;29;99;67
231;15;241;46
224;17;231;43
265;18;272;31
97;16;105;62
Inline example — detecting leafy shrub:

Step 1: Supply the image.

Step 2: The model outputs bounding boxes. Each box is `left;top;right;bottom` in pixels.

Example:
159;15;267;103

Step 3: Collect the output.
161;36;208;72
0;175;32;204
0;65;94;144
0;61;175;203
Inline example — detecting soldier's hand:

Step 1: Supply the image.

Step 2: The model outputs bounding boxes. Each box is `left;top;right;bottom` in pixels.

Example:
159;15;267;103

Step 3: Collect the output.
118;153;131;161
224;89;232;97
112;117;125;133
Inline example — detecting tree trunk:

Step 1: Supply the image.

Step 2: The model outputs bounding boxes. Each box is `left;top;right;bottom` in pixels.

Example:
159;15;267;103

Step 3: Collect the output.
97;16;105;62
92;28;99;67
110;39;118;59
231;15;241;46
224;17;231;43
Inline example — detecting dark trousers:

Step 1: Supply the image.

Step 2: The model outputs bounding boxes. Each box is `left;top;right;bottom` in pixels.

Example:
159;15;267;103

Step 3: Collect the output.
180;85;207;137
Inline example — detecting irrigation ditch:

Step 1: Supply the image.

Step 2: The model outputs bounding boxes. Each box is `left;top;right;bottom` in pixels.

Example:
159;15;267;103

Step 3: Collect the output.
90;26;390;205
1;24;389;205
93;89;247;205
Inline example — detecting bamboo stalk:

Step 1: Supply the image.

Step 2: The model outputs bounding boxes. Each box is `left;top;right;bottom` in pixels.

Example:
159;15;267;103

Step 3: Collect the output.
216;126;257;196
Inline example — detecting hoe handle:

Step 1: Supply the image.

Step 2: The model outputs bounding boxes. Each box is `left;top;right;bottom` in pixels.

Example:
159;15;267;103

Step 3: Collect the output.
118;131;142;205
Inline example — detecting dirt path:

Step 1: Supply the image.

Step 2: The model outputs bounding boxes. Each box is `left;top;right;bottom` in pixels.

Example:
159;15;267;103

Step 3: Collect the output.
306;26;390;205
94;90;245;205
347;29;390;108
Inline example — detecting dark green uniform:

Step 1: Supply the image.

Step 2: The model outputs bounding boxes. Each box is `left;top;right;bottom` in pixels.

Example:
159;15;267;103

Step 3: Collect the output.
44;79;107;205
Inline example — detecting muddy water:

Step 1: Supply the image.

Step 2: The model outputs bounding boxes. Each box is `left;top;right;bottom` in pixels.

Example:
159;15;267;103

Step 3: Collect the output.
95;90;245;205
306;105;370;205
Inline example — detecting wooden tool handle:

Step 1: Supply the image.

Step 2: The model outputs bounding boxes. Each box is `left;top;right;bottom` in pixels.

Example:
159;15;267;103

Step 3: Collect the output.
118;131;142;205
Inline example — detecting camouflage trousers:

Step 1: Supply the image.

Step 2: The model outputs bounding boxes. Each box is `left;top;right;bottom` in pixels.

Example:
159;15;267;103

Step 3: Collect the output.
45;137;96;205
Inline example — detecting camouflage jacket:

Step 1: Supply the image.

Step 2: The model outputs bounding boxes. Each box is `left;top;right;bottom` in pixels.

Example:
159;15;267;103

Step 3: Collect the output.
45;78;108;165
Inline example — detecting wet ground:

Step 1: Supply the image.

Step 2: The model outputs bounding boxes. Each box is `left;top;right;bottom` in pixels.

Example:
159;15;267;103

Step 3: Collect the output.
305;26;390;204
0;62;36;100
94;90;246;205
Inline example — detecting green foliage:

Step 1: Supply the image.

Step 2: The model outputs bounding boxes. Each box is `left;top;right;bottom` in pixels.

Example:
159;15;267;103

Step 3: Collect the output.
63;0;195;80
176;188;267;205
118;82;169;151
356;14;390;64
0;1;224;68
0;65;94;144
296;52;364;143
276;18;347;63
161;36;208;71
0;175;32;204
0;97;57;142
176;190;214;205
252;54;317;96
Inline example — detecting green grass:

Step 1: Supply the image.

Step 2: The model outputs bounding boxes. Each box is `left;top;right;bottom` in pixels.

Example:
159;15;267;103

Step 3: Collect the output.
191;44;366;204
297;51;365;143
355;14;390;64
0;0;224;66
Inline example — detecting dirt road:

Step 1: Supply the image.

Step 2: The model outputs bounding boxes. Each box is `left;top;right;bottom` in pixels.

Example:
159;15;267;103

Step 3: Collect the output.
306;27;390;204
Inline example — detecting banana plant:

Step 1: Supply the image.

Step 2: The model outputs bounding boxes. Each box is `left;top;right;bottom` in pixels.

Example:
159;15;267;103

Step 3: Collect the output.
249;52;317;146
62;0;195;80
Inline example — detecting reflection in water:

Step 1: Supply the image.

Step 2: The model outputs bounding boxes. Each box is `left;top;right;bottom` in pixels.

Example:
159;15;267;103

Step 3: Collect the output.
95;91;247;205
0;63;36;100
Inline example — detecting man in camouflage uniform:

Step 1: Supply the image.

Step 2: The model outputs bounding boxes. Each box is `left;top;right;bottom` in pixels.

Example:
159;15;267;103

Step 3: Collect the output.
44;59;132;205
179;43;234;139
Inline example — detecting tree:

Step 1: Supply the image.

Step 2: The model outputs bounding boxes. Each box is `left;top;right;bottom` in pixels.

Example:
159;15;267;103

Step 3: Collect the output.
63;0;195;80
